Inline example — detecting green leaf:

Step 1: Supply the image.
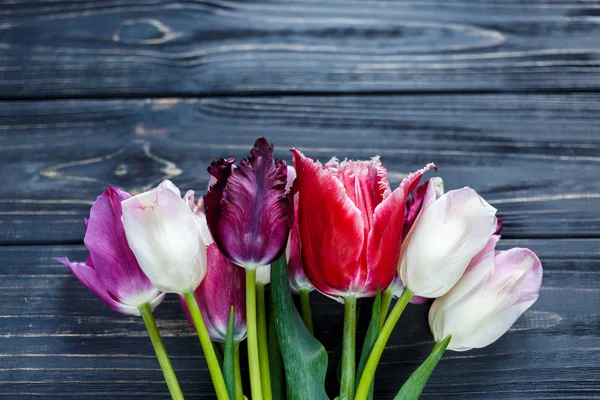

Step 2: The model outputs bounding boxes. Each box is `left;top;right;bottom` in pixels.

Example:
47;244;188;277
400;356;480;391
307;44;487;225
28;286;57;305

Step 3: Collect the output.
271;255;330;400
394;335;451;400
213;342;224;368
268;289;285;400
355;289;381;400
223;307;236;400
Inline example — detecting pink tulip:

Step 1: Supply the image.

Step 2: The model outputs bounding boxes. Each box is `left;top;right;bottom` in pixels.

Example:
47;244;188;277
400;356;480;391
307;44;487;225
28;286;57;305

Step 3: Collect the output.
181;244;247;342
59;187;164;316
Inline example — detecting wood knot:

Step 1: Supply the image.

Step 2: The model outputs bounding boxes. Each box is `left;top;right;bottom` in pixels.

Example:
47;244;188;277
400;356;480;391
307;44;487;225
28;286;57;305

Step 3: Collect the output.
112;18;181;45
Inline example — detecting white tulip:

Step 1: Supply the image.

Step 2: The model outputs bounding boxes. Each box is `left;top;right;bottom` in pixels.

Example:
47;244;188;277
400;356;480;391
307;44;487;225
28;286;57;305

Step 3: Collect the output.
122;180;208;294
399;187;497;298
429;237;543;351
256;264;271;285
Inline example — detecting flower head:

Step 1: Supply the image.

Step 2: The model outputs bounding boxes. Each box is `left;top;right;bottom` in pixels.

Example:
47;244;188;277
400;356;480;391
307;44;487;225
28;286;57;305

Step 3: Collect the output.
429;237;543;351
181;244;247;342
399;186;497;298
59;187;164;316
204;138;291;269
292;148;435;301
122;180;208;294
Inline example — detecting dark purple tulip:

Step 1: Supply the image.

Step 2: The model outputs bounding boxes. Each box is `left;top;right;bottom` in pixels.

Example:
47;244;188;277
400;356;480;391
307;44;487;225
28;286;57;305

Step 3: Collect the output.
204;138;291;269
180;244;247;342
59;187;164;316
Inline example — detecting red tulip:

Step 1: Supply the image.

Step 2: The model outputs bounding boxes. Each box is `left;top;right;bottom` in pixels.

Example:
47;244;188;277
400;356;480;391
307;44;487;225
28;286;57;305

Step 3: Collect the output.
291;149;435;301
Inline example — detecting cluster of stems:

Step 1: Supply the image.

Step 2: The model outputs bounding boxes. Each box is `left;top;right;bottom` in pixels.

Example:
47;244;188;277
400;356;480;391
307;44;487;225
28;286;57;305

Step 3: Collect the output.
139;265;315;400
140;279;443;400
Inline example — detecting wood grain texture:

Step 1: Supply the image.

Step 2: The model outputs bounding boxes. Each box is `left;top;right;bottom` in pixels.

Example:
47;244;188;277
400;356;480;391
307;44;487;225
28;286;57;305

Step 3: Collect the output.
2;0;600;97
1;94;599;244
0;239;598;399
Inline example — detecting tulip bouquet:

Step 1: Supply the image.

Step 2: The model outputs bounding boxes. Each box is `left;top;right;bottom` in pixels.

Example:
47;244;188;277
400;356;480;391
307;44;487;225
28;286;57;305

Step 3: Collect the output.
60;138;543;400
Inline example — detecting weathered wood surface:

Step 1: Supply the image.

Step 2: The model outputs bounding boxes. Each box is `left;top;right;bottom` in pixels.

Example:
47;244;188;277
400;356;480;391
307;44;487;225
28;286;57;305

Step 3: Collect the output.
2;0;599;398
1;239;598;399
1;94;599;244
3;0;600;97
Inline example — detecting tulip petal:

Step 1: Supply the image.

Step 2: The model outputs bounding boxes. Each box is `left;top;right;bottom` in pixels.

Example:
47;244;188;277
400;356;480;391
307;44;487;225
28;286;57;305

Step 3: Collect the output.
58;257;140;316
209;138;290;268
122;183;207;293
292;149;364;301
403;177;444;240
363;163;436;296
286;192;313;293
434;248;542;351
428;234;500;332
286;165;297;194
330;157;389;233
400;187;497;298
256;264;271;285
181;244;247;342
84;187;158;305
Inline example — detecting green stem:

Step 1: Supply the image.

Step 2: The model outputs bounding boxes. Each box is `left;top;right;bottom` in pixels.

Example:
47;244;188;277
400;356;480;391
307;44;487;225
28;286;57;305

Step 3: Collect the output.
340;296;357;400
138;303;184;400
394;335;451;400
183;292;230;400
379;289;394;332
246;269;263;400
298;288;314;334
257;283;273;400
354;288;414;400
233;341;244;400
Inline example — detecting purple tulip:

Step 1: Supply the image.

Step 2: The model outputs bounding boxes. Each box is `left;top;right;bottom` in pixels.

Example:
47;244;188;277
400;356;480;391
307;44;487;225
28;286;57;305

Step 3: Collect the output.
204;137;292;269
59;187;164;316
181;244;247;342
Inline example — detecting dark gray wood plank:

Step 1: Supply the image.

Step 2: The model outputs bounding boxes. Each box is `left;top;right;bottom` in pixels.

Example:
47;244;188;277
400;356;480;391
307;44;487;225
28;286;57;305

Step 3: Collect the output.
0;239;598;399
1;94;599;244
2;0;600;97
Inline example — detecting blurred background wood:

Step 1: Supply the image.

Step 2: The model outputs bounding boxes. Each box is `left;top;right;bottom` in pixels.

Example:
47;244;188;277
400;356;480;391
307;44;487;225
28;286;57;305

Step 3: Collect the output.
0;0;599;399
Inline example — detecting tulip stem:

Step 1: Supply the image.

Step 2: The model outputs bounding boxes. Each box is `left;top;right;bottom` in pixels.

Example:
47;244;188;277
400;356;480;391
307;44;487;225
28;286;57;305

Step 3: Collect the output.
298;288;314;334
354;288;414;400
340;296;357;400
379;289;394;332
183;292;230;400
233;341;244;400
246;269;264;400
138;303;184;400
257;283;273;400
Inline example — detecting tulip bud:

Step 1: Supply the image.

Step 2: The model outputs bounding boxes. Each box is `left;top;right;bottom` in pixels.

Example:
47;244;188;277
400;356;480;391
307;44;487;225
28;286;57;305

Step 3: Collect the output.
204;138;291;269
122;180;208;294
292;148;435;301
58;187;164;316
399;187;497;298
256;265;271;285
429;236;543;351
181;244;247;342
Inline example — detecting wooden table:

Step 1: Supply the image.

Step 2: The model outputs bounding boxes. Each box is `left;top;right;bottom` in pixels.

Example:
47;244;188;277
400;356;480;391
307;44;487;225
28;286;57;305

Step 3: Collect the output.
1;1;599;398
